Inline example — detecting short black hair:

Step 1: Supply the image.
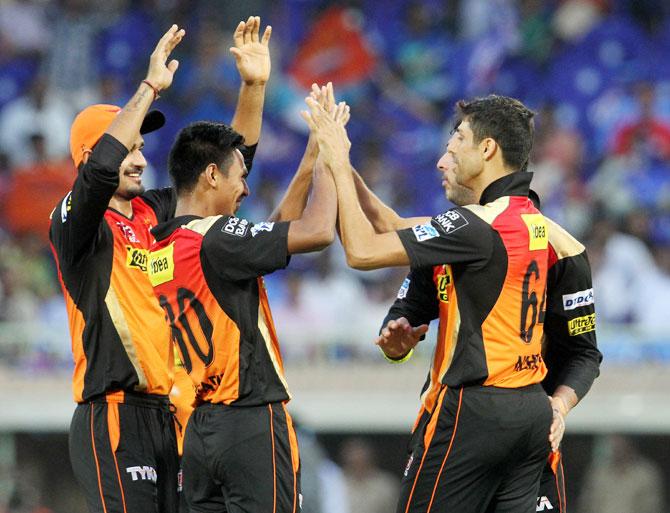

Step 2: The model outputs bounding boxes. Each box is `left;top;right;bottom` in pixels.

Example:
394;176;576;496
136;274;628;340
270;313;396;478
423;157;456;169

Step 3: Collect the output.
168;121;244;194
455;95;535;172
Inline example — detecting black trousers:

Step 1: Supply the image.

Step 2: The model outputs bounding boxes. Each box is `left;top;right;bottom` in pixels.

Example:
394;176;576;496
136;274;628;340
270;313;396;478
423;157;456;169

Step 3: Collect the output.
397;384;552;513
182;401;301;513
537;451;566;512
69;391;180;513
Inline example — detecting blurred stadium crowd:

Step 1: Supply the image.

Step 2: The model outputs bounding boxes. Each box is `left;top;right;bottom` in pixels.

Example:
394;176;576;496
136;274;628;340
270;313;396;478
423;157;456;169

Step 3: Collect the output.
1;0;670;370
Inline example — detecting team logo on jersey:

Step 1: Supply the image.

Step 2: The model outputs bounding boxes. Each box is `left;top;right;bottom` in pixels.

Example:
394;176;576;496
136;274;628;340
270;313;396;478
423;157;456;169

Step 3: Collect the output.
397;278;411;299
412;223;439;242
568;313;596;336
149;243;175;286
222;216;249;237
126;246;148;272
60;191;72;223
521;214;548;251
434;210;468;234
251;221;275;237
562;288;594;311
116;221;140;243
536;496;554;511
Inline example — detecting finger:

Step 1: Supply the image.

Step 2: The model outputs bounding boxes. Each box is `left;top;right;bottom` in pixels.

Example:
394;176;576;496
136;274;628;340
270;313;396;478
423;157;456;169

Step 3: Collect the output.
341;105;351;125
261;24;272;45
381;328;391;338
251;16;260;42
229;47;243;61
311;83;321;99
243;16;254;44
167;59;179;74
300;110;316;131
388;320;398;330
166;29;185;54
233;21;245;47
327;82;335;107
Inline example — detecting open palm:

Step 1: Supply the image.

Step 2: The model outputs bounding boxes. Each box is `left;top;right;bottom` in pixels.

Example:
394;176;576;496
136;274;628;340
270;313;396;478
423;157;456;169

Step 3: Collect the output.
230;16;272;85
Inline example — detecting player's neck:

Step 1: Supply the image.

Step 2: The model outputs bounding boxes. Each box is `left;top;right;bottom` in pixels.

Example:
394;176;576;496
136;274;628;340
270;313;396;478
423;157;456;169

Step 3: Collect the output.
175;194;229;219
108;196;133;218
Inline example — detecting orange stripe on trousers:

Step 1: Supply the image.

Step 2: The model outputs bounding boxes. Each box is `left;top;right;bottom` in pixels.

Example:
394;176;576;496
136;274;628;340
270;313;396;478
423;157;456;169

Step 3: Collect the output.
107;402;127;513
403;386;448;513
426;387;463;513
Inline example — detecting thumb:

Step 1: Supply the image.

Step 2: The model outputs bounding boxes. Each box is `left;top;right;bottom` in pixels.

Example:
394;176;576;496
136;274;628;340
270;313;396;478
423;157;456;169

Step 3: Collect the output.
413;324;429;337
167;59;179;73
229;47;242;60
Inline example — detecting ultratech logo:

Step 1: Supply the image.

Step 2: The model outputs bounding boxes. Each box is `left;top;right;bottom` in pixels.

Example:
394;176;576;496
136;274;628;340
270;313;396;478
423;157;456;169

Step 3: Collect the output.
434;210;468;234
126;246;148;272
562;288;594;311
568;313;596;336
126;465;157;482
536;496;554;511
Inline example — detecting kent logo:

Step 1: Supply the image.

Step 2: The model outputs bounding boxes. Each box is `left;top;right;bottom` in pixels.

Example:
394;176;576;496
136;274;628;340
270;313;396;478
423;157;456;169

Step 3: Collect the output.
536;496;554;511
126;465;157;482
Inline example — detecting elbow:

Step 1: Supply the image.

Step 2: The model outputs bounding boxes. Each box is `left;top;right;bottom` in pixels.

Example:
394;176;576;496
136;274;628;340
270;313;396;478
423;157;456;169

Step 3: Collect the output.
309;224;335;251
345;249;377;270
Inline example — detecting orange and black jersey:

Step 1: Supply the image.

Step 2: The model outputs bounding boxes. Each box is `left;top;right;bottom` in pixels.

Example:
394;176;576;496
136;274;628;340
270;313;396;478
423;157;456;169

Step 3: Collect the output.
49;134;175;402
392;172;549;409
149;215;292;406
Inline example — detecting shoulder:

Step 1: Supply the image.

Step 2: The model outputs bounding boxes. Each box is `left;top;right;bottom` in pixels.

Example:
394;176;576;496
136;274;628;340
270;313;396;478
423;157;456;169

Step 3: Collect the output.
545;216;585;259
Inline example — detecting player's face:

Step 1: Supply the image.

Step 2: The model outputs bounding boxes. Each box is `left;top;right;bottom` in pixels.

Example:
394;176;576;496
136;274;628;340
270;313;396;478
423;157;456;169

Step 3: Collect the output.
116;134;147;200
436;152;478;206
445;120;483;188
217;149;249;215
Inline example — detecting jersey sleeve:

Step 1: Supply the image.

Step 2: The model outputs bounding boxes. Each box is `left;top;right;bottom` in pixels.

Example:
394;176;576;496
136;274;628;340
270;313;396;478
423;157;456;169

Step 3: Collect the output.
381;267;439;331
240;143;257;173
49;134;127;264
140;187;177;222
396;207;492;268
202;216;290;281
542;248;602;400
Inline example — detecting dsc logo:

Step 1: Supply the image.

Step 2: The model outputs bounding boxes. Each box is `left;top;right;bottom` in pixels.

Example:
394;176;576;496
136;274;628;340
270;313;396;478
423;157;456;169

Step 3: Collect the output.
126;466;157;483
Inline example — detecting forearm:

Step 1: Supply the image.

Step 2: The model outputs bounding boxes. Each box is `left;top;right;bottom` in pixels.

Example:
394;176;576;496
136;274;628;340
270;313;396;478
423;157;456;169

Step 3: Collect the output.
286;160;336;254
331;158;384;267
269;137;318;222
231;83;266;146
106;82;155;150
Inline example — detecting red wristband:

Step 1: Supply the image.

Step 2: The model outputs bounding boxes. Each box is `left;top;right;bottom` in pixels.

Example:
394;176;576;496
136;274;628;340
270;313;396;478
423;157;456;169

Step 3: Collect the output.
142;80;161;100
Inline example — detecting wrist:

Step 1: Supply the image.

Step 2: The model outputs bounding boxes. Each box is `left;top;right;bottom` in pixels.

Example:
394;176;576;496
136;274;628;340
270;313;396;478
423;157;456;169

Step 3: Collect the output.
141;79;161;100
551;395;569;417
380;347;414;364
242;79;267;88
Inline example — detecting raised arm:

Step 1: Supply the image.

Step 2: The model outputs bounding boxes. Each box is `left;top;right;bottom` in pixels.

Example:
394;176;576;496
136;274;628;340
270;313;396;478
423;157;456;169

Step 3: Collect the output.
229;16;271;146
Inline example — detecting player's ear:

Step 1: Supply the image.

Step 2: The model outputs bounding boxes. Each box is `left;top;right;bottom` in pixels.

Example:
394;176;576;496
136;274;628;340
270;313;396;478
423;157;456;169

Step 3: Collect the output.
81;148;92;164
204;163;218;188
480;138;497;162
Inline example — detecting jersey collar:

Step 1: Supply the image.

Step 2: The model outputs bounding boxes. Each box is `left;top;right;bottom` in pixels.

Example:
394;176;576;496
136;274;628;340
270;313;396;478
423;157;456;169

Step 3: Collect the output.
479;171;533;205
151;214;201;241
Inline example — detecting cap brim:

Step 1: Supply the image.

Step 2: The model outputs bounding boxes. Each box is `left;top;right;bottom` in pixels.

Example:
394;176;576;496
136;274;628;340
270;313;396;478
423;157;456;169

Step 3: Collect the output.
140;110;165;135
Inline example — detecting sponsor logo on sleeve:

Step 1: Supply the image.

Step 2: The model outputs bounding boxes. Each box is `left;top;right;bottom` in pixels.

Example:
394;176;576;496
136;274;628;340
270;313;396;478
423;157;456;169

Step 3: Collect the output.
222;217;249;237
433;210;468;234
148;243;175;286
250;221;275;237
436;265;452;303
412;223;439;242
536;496;554;511
397;278;410;299
568;313;596;336
60;192;72;223
521;214;548;251
562;288;594;311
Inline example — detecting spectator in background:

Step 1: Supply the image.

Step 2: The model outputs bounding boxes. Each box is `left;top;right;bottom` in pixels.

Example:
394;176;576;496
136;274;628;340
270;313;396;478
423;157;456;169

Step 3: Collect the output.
577;434;664;513
0;76;71;167
0;0;51;59
42;0;105;109
340;438;397;513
